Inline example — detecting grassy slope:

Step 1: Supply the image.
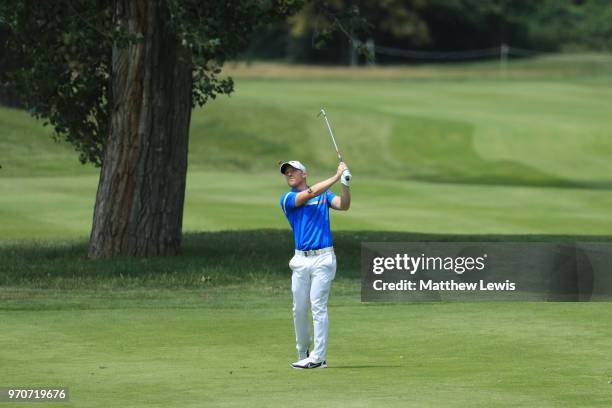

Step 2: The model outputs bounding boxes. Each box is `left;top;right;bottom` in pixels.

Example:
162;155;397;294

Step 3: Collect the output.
189;76;612;188
2;171;612;240
1;55;612;239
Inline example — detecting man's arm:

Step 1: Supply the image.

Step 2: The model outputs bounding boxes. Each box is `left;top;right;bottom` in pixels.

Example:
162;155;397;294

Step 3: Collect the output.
295;162;347;207
331;184;350;211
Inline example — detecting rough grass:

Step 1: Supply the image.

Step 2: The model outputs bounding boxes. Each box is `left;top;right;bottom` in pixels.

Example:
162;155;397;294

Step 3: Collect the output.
1;230;611;292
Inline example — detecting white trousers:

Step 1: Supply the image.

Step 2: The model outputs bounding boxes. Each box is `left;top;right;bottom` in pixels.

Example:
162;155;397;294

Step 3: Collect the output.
289;251;336;362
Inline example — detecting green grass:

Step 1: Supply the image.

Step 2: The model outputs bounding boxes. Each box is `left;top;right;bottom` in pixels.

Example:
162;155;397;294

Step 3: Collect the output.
4;230;612;291
2;55;612;240
188;77;612;188
2;171;612;240
2;289;612;407
2;55;612;407
2;232;611;407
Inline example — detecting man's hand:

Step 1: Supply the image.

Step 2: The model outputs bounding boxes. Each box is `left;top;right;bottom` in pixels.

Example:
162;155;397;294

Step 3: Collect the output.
336;162;348;179
331;163;352;210
341;169;352;187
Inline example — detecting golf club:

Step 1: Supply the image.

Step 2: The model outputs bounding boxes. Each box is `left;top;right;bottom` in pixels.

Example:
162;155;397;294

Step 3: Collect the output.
318;108;351;184
318;108;343;162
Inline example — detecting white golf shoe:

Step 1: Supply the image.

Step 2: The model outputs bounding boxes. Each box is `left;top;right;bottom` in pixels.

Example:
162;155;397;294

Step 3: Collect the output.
291;357;327;369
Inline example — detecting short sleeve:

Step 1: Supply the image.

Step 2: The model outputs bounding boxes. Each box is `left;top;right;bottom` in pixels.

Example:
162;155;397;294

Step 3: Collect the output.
326;190;336;207
280;192;297;214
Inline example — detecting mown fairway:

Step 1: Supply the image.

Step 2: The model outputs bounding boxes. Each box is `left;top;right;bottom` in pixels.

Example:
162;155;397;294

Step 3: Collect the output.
1;56;612;407
2;292;612;408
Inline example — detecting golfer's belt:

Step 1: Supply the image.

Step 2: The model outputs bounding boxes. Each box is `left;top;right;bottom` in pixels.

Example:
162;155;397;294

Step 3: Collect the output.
294;246;334;257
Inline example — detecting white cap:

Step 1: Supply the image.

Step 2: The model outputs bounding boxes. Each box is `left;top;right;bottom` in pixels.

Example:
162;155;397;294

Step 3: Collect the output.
279;160;307;174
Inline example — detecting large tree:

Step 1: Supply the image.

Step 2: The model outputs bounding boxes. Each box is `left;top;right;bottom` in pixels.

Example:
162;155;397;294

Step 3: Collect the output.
1;0;317;257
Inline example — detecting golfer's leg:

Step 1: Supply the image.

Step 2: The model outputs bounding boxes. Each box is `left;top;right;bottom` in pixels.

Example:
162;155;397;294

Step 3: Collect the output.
309;253;336;362
291;256;311;356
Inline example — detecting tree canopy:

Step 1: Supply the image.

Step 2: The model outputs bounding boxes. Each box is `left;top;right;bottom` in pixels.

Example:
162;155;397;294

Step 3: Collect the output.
245;0;612;64
0;0;309;166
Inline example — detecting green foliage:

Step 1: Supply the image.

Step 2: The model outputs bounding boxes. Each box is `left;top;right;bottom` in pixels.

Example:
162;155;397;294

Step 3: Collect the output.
274;0;539;63
573;0;612;50
253;0;612;63
0;0;309;166
0;1;113;165
352;0;430;44
527;0;612;51
167;0;307;107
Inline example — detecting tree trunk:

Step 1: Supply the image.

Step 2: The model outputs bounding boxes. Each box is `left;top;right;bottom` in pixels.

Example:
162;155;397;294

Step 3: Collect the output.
88;0;192;258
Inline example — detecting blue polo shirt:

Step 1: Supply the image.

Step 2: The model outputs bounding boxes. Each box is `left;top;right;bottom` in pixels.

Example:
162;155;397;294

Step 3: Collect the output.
280;189;336;251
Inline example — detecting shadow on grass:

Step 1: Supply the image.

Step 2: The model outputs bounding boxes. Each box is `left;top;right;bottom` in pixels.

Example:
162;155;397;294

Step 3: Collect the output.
1;229;611;289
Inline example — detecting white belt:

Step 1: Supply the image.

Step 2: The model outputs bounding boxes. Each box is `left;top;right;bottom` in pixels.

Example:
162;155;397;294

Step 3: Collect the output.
294;246;334;257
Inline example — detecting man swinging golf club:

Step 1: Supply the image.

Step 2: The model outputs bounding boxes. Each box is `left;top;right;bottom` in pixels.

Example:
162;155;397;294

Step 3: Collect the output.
279;108;352;369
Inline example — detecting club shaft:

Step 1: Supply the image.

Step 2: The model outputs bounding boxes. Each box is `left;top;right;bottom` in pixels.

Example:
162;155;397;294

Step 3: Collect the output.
321;111;343;162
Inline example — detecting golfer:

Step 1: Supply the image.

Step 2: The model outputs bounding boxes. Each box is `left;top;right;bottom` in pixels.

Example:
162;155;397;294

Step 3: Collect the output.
279;160;351;369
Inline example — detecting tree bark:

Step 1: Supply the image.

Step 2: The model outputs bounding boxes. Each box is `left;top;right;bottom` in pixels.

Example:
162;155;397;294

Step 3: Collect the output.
88;0;192;258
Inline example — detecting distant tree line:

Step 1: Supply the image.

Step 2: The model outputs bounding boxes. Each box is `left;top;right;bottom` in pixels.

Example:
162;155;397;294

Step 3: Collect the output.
242;0;612;64
0;25;20;107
